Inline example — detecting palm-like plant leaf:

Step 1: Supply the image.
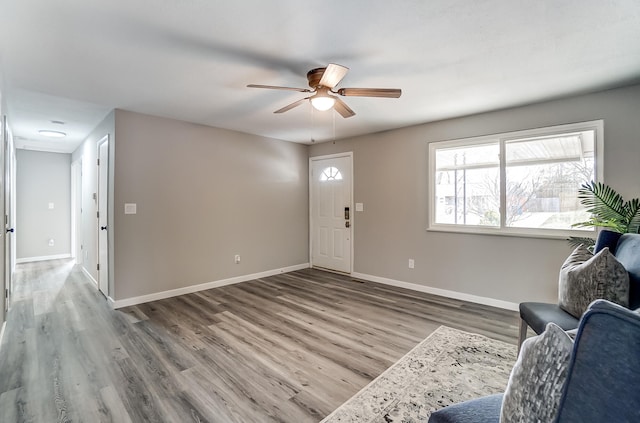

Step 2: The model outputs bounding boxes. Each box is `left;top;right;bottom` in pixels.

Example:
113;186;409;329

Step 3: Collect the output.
572;219;626;231
577;181;627;233
569;181;639;250
626;198;640;234
567;236;596;250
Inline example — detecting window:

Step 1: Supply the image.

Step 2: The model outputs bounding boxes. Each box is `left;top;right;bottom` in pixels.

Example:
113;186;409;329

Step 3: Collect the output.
319;166;343;181
428;120;603;238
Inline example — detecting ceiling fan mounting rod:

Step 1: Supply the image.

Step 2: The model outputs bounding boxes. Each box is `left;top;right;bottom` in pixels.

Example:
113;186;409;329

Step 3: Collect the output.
306;67;327;88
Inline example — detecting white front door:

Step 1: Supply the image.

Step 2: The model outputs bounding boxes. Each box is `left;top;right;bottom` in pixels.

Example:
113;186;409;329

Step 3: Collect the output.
310;154;352;273
97;136;109;297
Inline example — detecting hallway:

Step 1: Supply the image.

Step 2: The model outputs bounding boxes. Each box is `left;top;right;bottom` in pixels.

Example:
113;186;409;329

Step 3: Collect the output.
0;259;132;422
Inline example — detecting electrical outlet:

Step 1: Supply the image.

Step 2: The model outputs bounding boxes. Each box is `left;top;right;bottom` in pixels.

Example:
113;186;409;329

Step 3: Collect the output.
48;239;55;247
408;259;415;269
234;254;241;264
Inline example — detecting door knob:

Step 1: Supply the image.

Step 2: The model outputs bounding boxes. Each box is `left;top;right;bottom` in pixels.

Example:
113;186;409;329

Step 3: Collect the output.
6;228;14;233
101;226;107;231
345;221;350;228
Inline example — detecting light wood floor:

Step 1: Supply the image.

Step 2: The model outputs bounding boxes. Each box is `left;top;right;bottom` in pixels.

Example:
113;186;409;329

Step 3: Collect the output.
0;259;518;422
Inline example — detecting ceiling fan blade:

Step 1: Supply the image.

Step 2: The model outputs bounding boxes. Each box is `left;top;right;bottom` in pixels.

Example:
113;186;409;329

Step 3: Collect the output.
318;63;349;88
247;84;312;93
337;88;402;98
274;97;310;114
333;97;355;118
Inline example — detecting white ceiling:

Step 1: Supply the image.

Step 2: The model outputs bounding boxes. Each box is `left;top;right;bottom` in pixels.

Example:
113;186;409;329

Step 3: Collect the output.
1;0;640;153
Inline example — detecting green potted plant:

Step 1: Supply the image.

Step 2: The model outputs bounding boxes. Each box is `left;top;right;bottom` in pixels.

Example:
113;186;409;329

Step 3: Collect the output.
568;181;640;249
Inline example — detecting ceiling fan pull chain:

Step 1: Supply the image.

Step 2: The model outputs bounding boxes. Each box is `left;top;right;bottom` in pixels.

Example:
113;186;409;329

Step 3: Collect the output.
310;102;315;143
332;110;336;145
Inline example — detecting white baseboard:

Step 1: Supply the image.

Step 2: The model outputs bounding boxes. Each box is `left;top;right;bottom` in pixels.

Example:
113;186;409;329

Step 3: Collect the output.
0;321;6;352
16;253;72;264
81;266;99;286
351;272;519;311
111;263;310;309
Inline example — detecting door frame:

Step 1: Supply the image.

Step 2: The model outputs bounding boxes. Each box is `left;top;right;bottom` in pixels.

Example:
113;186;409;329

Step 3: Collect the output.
309;152;354;274
71;159;82;263
5;123;15;309
1;115;7;319
97;135;109;297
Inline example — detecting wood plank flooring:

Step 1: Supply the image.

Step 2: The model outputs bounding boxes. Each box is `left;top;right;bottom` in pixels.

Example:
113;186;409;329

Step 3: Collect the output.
0;259;519;422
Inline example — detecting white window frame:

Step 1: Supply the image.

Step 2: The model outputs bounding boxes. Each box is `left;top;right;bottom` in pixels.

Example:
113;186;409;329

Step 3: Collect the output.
428;120;604;239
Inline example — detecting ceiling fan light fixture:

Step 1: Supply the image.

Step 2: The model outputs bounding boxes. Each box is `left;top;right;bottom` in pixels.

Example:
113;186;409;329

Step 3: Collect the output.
247;63;400;118
310;95;335;111
38;130;66;138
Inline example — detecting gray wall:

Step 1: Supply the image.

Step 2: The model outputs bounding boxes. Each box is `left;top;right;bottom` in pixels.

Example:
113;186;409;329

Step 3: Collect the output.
72;111;115;287
112;110;309;300
309;84;640;305
16;149;71;259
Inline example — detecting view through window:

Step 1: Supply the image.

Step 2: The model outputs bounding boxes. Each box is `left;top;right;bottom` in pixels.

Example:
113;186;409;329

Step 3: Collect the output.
429;121;602;237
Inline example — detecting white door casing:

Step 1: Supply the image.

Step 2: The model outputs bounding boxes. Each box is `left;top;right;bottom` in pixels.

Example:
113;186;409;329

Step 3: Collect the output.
4;123;15;310
310;153;353;273
97;136;109;297
71;160;82;263
1;116;7;315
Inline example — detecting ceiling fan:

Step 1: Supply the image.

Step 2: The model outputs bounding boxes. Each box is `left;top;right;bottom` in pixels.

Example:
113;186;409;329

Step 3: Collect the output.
247;63;401;118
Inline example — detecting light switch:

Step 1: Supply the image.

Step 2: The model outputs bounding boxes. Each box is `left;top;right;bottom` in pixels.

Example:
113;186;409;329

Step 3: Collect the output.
124;203;137;214
355;203;364;212
48;202;54;209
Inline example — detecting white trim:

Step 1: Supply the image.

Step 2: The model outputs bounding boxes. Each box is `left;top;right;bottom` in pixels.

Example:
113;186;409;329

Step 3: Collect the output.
16;253;72;264
110;263;310;309
309;152;354;274
96;134;110;298
310;152;354;161
352;272;518;311
81;265;98;286
71;159;83;264
0;321;6;352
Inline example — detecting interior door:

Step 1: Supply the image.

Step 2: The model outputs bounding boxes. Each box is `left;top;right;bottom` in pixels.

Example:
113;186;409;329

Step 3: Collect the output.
0;116;6;317
97;136;109;297
4;122;15;309
71;160;82;264
310;154;352;273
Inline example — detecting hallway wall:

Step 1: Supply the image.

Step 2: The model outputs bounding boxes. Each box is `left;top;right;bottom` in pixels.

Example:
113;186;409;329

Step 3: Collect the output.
71;111;115;288
16;149;71;261
72;109;309;303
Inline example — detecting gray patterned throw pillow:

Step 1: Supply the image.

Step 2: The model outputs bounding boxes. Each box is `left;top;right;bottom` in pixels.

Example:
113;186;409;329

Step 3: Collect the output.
499;323;573;423
558;245;629;318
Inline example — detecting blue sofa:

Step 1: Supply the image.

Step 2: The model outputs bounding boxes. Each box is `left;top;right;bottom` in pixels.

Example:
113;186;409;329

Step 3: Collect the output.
518;231;640;346
428;299;640;423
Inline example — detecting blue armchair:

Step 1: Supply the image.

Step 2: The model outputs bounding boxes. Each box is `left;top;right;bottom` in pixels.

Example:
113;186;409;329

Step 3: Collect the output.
428;300;640;422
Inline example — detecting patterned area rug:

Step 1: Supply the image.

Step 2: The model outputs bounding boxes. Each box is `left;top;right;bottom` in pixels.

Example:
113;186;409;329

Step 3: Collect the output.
321;326;517;422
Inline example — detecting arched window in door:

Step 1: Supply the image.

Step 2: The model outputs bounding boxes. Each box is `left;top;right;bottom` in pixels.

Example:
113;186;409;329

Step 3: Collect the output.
319;166;343;181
